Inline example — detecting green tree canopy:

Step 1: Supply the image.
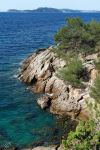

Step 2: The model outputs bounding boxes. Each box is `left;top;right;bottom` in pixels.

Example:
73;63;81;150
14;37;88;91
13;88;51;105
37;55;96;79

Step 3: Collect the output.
54;17;100;54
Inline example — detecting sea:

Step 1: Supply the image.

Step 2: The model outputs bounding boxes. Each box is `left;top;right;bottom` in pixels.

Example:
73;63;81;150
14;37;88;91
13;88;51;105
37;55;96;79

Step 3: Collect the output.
0;12;100;148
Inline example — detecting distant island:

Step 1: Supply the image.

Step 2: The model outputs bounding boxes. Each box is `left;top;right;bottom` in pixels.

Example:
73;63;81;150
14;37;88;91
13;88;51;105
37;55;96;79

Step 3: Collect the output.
7;7;100;13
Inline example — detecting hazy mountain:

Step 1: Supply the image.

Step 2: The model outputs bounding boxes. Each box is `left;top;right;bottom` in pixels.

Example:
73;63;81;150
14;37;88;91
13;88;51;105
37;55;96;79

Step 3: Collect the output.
8;9;24;12
32;7;62;13
8;7;100;13
8;7;62;13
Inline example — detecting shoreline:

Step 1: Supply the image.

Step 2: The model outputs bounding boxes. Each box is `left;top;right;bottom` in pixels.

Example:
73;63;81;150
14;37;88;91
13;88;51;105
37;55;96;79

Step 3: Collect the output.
18;46;99;149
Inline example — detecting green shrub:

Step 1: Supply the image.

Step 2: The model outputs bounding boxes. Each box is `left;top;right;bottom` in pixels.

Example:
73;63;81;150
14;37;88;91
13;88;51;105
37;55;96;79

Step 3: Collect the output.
90;75;100;104
52;47;77;62
57;57;83;87
94;59;100;72
54;17;100;55
62;120;100;150
52;47;68;61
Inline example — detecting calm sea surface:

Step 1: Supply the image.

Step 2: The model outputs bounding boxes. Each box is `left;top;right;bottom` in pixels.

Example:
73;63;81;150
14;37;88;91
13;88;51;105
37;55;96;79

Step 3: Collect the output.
0;12;100;148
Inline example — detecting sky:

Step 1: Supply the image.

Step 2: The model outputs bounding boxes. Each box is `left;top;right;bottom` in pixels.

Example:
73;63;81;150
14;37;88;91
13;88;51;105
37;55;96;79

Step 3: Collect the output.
0;0;100;11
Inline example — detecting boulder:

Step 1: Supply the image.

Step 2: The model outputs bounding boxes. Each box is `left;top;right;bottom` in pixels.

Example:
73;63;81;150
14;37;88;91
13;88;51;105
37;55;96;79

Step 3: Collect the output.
85;53;98;61
37;95;50;109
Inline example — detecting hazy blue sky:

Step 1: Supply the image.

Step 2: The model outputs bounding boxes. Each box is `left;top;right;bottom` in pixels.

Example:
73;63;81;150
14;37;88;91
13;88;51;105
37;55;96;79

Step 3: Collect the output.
0;0;100;11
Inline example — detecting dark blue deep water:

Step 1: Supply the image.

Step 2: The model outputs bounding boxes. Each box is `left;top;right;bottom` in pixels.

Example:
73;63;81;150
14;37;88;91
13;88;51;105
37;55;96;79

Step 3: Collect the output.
0;12;100;148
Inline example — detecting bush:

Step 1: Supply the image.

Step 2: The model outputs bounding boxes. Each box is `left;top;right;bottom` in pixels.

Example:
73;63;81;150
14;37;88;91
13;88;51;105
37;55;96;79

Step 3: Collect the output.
94;58;100;72
90;75;100;104
52;47;69;61
52;47;77;62
54;17;100;54
62;120;100;150
57;57;83;87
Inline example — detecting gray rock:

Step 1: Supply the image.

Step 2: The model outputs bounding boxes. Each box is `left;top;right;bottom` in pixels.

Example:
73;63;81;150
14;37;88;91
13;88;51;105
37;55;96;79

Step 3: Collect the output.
85;53;98;61
37;95;50;109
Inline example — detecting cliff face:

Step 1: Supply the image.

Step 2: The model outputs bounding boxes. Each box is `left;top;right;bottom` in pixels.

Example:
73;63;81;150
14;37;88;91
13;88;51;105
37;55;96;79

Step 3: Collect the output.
18;47;98;119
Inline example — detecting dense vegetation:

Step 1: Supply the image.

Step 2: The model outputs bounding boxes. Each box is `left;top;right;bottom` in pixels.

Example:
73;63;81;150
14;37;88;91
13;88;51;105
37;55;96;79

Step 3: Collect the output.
58;57;83;87
90;75;100;104
54;17;100;54
53;17;100;149
62;120;100;150
94;58;100;72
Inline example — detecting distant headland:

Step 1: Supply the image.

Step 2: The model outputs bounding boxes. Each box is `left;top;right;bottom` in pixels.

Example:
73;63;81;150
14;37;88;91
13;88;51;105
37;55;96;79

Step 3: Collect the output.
7;7;100;13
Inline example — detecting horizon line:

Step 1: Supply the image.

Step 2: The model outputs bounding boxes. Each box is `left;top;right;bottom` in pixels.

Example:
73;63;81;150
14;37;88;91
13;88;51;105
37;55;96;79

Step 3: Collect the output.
0;7;100;12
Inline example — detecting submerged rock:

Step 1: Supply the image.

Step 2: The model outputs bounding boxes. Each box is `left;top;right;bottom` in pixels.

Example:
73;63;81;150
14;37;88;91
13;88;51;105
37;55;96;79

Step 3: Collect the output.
19;47;98;119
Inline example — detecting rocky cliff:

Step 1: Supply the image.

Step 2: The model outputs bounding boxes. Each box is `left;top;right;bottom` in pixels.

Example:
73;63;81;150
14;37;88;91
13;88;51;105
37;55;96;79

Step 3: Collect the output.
18;46;98;120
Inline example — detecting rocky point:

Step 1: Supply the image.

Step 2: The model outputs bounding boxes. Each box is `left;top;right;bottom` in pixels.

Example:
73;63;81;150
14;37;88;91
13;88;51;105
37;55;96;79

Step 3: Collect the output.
18;46;99;120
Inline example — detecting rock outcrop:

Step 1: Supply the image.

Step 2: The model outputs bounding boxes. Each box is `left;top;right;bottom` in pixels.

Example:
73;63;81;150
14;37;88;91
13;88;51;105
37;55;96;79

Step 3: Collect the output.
18;47;99;119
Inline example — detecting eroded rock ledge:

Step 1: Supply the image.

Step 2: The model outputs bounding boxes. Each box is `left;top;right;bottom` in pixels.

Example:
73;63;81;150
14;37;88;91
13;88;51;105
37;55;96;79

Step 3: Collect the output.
18;47;98;119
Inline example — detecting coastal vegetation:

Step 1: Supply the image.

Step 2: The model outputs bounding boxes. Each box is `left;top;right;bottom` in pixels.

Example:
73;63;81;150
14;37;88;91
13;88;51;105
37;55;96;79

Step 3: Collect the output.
54;17;100;54
90;75;100;104
53;17;100;149
57;57;83;87
53;17;100;87
62;76;100;149
62;119;100;150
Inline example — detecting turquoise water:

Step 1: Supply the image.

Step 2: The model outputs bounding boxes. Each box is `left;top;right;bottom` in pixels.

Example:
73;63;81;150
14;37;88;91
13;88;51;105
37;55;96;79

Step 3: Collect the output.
0;12;100;148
